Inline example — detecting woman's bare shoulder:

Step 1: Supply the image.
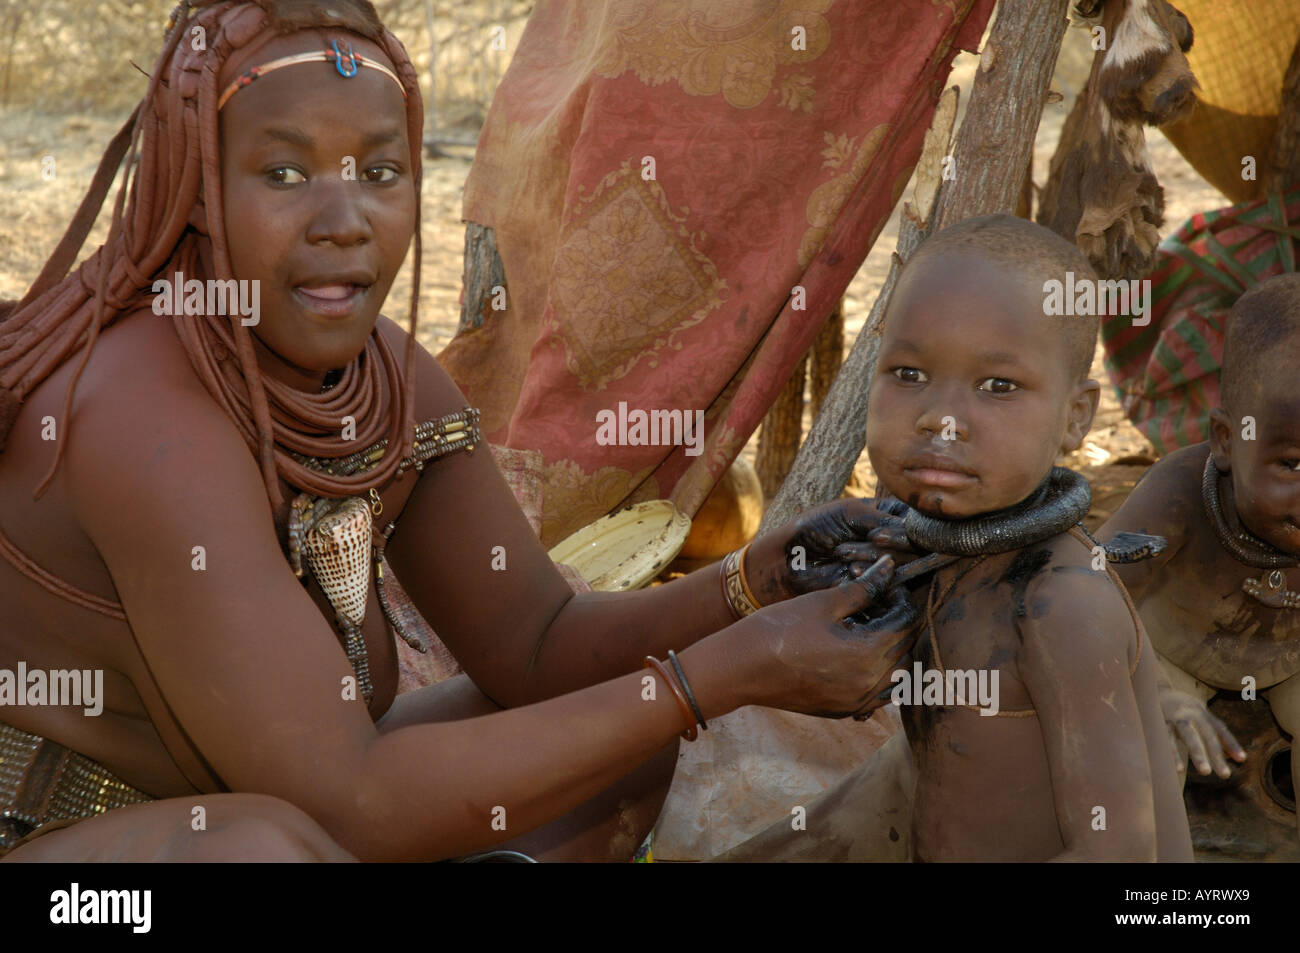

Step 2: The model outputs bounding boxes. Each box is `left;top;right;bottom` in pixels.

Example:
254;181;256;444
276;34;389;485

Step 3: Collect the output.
61;311;263;519
82;310;216;400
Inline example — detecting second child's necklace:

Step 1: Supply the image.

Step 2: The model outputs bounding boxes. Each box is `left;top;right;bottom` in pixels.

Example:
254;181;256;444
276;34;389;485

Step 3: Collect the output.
1201;454;1300;609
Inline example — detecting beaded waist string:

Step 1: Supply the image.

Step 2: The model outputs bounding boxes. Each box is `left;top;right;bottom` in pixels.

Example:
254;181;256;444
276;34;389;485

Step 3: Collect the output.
0;721;153;856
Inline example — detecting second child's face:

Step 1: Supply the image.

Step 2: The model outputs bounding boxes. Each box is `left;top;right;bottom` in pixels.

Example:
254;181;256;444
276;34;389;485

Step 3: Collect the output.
1212;390;1300;556
219;33;416;391
866;252;1098;518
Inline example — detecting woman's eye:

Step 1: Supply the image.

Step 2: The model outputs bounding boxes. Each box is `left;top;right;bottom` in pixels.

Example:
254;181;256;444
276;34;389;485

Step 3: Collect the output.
977;377;1018;394
267;167;306;185
363;166;399;184
1282;458;1300;472
892;367;927;384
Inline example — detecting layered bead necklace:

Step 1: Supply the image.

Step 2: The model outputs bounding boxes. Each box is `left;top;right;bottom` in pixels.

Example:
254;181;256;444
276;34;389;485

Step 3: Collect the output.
287;404;482;701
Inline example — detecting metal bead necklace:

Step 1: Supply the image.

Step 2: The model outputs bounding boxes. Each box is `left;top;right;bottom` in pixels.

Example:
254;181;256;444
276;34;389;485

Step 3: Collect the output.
1201;453;1300;609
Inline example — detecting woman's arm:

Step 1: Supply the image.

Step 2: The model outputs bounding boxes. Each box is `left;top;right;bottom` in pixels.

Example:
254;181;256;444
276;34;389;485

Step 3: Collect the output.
384;321;907;706
66;353;910;860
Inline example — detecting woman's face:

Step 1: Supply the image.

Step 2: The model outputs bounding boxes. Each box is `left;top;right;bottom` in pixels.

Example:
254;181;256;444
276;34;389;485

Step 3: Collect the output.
218;33;416;391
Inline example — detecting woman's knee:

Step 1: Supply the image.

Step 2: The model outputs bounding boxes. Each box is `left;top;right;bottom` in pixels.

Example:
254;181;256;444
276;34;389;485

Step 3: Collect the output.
3;793;355;862
179;794;356;861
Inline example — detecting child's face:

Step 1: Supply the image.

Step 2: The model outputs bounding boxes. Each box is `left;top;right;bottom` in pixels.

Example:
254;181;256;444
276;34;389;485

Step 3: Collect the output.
866;251;1098;518
219;33;416;389
1211;388;1300;556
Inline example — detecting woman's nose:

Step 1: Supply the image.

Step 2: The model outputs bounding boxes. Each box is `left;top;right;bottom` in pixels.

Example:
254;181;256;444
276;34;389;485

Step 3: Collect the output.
305;179;371;247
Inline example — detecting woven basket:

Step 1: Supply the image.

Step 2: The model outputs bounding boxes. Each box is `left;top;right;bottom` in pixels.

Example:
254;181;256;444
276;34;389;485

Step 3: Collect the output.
1160;1;1300;203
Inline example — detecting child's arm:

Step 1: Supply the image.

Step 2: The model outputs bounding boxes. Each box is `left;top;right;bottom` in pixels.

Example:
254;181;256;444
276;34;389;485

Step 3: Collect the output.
1018;566;1176;862
1097;449;1244;777
1157;664;1245;779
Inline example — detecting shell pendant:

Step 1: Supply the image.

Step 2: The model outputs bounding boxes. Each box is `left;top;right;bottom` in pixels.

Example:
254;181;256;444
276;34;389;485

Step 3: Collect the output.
301;496;376;701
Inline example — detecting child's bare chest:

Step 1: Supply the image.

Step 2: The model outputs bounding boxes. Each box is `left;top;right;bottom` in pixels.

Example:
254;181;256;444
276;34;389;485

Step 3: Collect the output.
902;575;1064;859
1143;530;1300;690
904;574;1039;735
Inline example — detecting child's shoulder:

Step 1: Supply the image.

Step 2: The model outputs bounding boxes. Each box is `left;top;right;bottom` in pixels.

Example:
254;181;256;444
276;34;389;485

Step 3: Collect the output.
1097;444;1210;581
1138;442;1209;486
982;528;1140;658
1123;443;1208;518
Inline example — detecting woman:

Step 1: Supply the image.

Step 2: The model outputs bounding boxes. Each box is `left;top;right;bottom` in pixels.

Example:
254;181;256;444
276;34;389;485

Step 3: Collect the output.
0;0;917;862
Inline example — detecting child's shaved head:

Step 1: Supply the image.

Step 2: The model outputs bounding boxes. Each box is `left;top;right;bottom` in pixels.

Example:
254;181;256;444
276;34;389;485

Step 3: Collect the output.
1221;273;1300;415
907;214;1100;383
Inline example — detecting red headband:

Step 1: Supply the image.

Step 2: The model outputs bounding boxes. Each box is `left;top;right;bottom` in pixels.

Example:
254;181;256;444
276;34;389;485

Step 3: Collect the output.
217;37;405;109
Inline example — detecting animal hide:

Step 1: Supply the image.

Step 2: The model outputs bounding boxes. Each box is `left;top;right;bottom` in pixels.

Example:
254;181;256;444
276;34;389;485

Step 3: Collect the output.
1040;0;1198;279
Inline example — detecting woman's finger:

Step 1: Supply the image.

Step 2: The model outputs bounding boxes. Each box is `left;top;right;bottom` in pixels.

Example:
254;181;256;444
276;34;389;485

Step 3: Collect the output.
833;542;879;562
851;584;919;635
868;525;921;554
828;556;895;616
875;497;909;518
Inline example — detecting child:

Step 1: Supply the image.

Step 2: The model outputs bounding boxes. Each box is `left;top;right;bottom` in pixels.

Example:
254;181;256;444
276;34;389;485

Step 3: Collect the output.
865;213;1192;861
1098;274;1300;809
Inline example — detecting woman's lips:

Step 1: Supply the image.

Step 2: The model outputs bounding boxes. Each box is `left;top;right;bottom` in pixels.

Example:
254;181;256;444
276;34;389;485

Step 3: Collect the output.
294;284;367;316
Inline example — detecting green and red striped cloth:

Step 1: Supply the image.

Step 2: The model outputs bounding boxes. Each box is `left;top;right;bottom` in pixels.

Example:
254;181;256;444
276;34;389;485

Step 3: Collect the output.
1102;186;1300;453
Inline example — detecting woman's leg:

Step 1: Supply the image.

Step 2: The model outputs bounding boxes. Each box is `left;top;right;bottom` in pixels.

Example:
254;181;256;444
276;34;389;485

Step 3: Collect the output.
6;674;681;862
2;793;356;862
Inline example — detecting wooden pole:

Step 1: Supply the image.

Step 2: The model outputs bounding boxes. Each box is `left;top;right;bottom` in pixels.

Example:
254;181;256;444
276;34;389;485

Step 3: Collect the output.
759;0;1070;532
755;357;807;502
459;223;507;332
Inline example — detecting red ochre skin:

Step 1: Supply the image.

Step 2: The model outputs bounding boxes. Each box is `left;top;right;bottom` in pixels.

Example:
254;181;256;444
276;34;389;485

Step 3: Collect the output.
0;33;918;862
866;251;1192;861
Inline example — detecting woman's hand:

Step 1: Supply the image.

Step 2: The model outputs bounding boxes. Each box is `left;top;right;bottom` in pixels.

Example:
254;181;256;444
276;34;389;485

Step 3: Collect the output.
723;555;920;719
743;497;922;605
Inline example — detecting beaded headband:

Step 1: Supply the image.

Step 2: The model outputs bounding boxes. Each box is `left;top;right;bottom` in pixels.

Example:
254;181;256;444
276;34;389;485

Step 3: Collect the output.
217;39;406;110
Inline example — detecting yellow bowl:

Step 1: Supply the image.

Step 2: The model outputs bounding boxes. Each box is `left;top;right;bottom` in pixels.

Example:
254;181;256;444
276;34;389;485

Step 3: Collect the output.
547;500;692;591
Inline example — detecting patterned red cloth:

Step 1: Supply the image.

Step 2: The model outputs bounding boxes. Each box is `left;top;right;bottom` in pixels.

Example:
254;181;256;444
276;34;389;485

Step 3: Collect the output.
1102;187;1300;452
440;0;995;546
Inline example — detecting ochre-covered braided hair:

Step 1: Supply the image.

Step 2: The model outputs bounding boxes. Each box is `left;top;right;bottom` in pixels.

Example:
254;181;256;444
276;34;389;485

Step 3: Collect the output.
0;0;424;509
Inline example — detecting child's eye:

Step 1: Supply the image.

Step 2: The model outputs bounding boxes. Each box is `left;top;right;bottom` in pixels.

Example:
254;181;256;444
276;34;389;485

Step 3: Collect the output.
363;166;399;184
267;167;306;185
892;367;927;384
977;377;1018;394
